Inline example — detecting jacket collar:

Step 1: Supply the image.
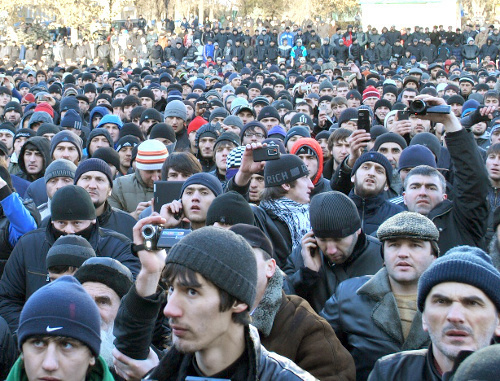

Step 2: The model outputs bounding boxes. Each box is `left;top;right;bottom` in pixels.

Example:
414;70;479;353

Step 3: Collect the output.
250;270;284;336
349;190;388;212
357;268;430;349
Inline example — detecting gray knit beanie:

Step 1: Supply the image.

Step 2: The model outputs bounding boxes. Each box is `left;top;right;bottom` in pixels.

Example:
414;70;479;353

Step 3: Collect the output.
166;226;257;307
46;234;96;270
164;100;187;121
264;154;309;187
417;246;500;312
310;191;361;238
223;115;244;130
44;159;77;183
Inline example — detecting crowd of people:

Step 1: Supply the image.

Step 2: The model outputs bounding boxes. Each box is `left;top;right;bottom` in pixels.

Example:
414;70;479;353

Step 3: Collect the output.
0;14;499;381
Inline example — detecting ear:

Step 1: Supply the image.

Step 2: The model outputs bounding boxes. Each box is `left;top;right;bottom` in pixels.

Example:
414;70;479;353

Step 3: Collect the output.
232;301;249;314
422;311;429;333
89;356;96;367
495;313;500;337
403;191;408;206
281;183;290;192
265;258;277;280
442;193;448;201
350;175;355;183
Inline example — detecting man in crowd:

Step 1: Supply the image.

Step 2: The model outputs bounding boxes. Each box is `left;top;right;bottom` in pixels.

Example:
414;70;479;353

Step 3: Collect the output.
321;212;439;380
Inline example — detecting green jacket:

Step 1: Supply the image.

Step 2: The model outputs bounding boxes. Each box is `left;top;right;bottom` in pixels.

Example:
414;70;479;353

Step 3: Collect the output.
7;355;114;381
109;169;153;213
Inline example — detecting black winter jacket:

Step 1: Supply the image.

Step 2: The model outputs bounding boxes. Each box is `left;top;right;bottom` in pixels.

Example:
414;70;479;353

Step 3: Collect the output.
0;222;139;332
283;233;383;313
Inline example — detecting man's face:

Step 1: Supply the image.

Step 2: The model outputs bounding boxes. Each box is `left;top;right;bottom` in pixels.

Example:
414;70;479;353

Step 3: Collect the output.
337;86;348;98
316;230;359;264
0;92;11;106
181;185;216;224
198;137;216;159
284;175;314;204
375;106;390;123
332;138;350;165
76;171;112;208
403;174;447;215
471;122;487;137
118;146;134;170
83;281;120;331
352;161;387;198
166;116;185;133
410;115;431;137
384;238;435;287
78;100;89;114
5;110;21;125
52;219;94;234
242;128;265;145
332;103;347;119
486;151;500;182
297;153;318;180
164;272;242;353
422;282;500;365
22;337;95;381
166;168;191;181
491;128;500;146
484;97;499;110
53;142;79;164
215;143;235;172
460;82;473;95
139;169;162;189
249;174;265;203
46;176;73;199
88;136;111;156
141;97;154;108
101;123;120;143
450;103;463;117
260;117;279;131
378;142;402;169
0;132;13;152
363;97;378;110
402;91;416;106
24;149;44;175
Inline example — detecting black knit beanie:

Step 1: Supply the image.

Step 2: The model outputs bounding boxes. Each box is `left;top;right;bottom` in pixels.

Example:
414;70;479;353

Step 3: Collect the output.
206;191;255;226
74;158;113;187
374;99;392;112
92;147;121;173
116;135;140;153
74;257;133;299
352;151;393;186
166;226;257;308
149;123;176;143
417;246;500;312
264;154;309;187
373;132;408;152
453;344;500;381
86;128;113;154
51;185;96;221
310;191;361;238
46;234;96;269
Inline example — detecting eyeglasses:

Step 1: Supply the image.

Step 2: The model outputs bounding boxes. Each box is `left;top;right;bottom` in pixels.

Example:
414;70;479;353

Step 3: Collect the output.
244;132;265;139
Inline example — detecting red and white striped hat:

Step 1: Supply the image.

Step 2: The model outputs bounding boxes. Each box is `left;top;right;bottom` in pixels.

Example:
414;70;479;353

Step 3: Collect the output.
135;139;168;170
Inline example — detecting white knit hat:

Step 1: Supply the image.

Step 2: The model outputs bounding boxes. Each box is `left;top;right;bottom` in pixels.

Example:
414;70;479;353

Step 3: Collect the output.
135;139;168;170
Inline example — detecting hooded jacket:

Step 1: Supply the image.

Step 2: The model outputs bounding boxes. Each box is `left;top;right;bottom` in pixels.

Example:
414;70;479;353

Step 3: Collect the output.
18;136;52;182
290;138;330;198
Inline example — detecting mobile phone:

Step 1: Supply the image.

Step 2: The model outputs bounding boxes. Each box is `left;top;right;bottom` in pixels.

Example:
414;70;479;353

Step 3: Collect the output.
153;181;185;213
253;146;281;161
357;109;371;133
197;101;208;109
319;103;328;111
397;110;409;121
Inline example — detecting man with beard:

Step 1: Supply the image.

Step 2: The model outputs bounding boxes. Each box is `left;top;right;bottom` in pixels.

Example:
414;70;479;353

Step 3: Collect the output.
373;133;407;198
2;102;22;129
75;158;136;240
0;185;139;332
331;148;404;235
75;257;133;371
370;246;500;380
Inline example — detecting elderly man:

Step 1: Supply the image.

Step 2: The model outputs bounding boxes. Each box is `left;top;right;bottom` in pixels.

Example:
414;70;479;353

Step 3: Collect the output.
369;245;500;380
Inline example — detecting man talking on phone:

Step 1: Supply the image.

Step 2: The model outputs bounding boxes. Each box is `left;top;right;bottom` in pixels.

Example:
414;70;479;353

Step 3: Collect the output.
284;191;383;312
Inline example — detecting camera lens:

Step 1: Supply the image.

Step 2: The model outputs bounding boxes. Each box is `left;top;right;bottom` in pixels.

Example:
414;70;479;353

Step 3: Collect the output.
142;225;156;239
410;100;426;114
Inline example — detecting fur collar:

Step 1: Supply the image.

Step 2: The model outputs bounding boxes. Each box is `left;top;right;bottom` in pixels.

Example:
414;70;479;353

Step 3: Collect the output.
488;235;500;271
250;270;284;336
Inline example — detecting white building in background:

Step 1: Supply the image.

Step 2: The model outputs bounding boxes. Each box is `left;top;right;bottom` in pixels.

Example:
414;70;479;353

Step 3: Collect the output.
359;0;460;30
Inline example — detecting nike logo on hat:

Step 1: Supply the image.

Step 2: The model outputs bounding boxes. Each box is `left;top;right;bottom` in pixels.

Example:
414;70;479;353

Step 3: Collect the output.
46;326;63;332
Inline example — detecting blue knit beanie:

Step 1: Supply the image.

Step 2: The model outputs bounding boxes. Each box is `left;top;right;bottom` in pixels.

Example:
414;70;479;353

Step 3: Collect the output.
417;246;500;312
96;114;123;129
181;173;223;197
18;276;101;356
